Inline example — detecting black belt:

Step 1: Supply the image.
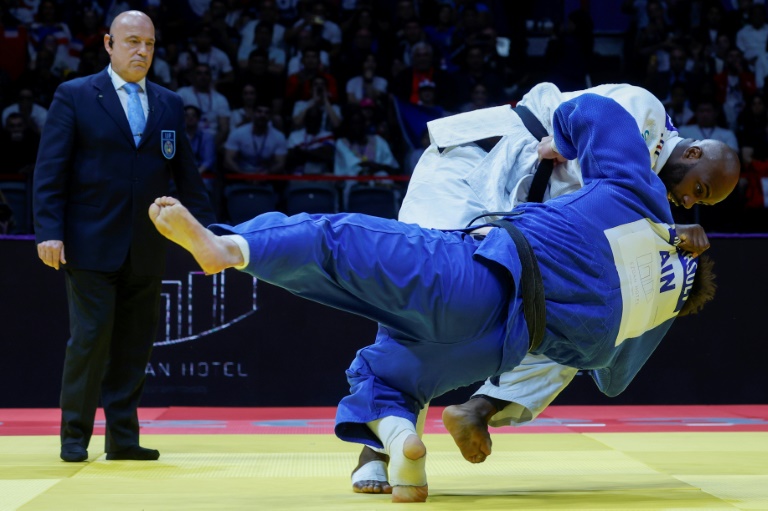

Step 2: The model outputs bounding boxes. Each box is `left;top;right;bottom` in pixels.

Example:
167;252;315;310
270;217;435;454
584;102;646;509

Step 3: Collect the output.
513;105;553;203
488;218;545;354
469;106;553;203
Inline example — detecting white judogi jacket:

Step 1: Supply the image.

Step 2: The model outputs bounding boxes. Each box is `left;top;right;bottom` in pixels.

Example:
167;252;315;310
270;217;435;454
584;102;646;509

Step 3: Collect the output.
400;82;682;229
398;83;683;426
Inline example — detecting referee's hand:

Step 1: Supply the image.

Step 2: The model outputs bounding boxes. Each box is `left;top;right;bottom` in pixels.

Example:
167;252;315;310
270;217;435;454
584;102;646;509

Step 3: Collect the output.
37;240;66;270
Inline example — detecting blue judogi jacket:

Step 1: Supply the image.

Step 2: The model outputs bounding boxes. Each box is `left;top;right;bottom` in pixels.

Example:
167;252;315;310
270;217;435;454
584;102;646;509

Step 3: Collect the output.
475;93;697;397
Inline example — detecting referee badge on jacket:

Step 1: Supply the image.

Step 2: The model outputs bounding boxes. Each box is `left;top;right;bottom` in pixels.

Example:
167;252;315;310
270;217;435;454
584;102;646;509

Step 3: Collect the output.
161;130;176;159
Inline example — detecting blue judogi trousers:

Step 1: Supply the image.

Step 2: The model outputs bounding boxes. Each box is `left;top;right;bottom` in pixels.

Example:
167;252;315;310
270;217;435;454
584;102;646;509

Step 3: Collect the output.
211;212;528;448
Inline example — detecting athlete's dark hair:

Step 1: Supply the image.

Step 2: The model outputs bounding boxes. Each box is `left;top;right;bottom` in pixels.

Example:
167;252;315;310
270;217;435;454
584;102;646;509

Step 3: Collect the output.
677;254;716;317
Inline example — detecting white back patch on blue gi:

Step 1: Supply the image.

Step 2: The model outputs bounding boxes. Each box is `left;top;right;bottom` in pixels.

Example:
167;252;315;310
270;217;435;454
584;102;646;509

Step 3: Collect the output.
161;130;176;159
605;219;684;346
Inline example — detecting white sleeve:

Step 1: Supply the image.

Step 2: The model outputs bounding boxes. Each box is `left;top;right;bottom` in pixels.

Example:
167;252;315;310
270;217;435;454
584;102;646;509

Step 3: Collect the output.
224;235;249;269
473;353;578;427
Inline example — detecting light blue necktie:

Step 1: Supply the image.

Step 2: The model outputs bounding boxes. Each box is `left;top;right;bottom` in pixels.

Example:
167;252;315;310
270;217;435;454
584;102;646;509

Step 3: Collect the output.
124;82;146;147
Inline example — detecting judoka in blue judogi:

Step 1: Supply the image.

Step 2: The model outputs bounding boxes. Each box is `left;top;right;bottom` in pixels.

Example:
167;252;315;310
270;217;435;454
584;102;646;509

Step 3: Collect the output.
147;93;738;503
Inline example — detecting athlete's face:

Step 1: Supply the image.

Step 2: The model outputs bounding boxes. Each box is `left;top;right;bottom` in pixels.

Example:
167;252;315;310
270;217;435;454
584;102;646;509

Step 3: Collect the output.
661;143;739;209
662;160;718;209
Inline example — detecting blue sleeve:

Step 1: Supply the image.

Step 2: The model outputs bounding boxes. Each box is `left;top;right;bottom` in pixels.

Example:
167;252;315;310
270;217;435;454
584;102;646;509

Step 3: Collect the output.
552;93;655;187
589;319;674;397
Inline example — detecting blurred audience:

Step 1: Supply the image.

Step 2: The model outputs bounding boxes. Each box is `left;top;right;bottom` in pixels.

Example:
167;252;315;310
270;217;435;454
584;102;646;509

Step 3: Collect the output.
237;20;286;75
286;1;342;58
285;47;338;104
458;82;493;113
0;112;39;175
345;53;388;105
390;41;455;109
713;47;756;130
678;98;739;152
176;63;232;146
203;0;241;61
224;100;287;175
286;25;331;76
665;82;695;127
177;23;235;88
423;4;458;72
230;82;258;131
238;0;286;57
184;105;217;176
286;105;336;175
454;44;505;106
2;0;767;233
334;105;399;210
1;88;47;133
542;7;595;91
645;45;705;105
737;92;768;166
735;3;767;71
236;50;285;120
291;75;342;131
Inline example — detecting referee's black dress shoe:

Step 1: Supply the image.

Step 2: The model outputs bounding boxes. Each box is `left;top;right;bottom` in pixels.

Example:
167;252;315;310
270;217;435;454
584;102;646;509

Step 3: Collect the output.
60;444;88;462
106;446;160;460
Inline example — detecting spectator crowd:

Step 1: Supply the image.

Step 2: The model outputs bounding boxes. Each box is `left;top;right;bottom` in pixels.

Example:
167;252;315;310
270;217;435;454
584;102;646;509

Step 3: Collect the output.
1;0;767;234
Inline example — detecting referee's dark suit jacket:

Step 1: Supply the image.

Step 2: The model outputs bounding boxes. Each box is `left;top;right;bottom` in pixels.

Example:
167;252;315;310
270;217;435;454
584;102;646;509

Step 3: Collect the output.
33;68;216;450
34;68;216;274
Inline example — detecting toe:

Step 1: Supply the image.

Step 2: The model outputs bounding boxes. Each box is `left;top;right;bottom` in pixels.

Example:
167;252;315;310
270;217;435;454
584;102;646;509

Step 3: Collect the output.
352;480;392;494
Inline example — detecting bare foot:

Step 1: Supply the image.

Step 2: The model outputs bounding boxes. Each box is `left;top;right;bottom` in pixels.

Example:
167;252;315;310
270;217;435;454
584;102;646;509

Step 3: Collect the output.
391;434;428;503
442;401;494;463
148;197;242;274
351;446;391;494
392;484;429;503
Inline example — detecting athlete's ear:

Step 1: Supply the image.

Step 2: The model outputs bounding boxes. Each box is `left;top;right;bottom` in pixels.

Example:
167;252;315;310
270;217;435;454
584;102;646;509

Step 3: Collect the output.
682;145;703;161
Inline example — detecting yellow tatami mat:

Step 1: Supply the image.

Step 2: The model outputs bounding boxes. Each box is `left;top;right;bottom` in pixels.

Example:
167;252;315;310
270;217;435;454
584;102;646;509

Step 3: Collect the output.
2;432;767;510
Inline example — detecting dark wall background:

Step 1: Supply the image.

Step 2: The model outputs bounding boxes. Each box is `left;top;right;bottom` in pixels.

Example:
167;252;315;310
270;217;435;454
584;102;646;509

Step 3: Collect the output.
1;234;766;408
